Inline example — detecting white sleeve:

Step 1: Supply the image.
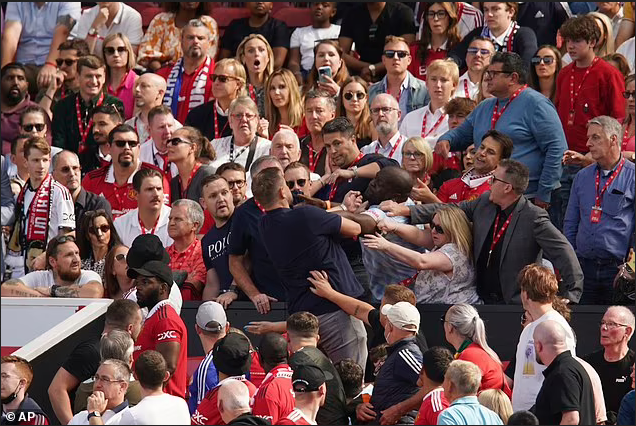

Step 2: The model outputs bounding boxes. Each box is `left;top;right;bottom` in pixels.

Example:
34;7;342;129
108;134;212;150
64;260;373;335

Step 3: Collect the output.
115;409;136;425
290;27;302;49
79;270;102;286
67;412;84;425
124;7;143;45
74;7;94;39
53;185;76;230
19;271;53;289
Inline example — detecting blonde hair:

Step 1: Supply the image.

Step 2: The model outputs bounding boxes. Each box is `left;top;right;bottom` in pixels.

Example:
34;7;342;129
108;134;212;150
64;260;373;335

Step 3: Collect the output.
588;12;615;57
338;76;375;141
236;34;275;83
478;389;513;424
435;205;473;260
384;35;409;50
265;69;303;136
102;33;136;73
426;58;460;86
215;58;248;98
402;136;434;172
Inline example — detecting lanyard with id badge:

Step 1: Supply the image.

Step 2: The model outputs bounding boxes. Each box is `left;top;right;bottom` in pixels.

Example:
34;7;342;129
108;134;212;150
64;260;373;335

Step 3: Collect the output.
592;158;626;223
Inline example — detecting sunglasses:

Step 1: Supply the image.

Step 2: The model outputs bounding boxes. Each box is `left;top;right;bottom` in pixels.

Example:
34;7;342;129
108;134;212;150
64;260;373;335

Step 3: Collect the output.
429;222;444;234
344;91;366;101
104;46;127;56
623;91;635;99
55;235;76;244
383;50;409;59
167;137;193;146
89;224;111;235
115;253;126;262
286;179;307;189
113;140;139;148
22;123;46;132
531;56;555;65
467;47;492;56
211;74;239;83
56;58;77;67
227;179;246;188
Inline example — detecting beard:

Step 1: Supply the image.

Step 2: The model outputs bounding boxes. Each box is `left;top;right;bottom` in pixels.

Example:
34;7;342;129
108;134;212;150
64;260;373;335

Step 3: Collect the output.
118;153;133;168
58;266;81;282
377;122;394;137
136;286;161;309
3;86;25;106
187;47;203;59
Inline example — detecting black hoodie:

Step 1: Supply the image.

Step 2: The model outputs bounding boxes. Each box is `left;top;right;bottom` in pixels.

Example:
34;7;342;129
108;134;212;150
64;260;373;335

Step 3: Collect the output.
228;412;271;425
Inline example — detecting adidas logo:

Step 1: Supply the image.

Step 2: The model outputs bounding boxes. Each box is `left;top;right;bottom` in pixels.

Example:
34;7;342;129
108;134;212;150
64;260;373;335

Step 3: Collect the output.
449;194;458;200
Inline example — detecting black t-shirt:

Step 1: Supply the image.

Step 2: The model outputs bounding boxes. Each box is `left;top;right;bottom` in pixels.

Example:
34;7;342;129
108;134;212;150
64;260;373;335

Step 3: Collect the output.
258;206;363;315
201;217;233;292
339;2;416;65
582;348;636;415
533;351;595;426
299;136;327;177
289;347;348;425
62;337;100;382
228;198;285;301
221;16;290;56
184;101;232;142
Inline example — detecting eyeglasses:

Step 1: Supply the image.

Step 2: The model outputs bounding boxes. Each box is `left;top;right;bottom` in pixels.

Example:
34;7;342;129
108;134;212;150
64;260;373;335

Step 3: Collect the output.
484;70;512;79
227;179;246;189
93;374;125;384
56;58;77;67
467;47;492;57
383;50;409;60
429;222;444;234
531;56;555;65
22;123;46;132
344;91;366;101
403;151;424;159
104;46;127;56
231;112;257;121
89;224;111;235
427;10;448;20
599;320;630;329
212;74;239;83
115;253;127;262
490;175;511;185
113;140;140;148
286;178;307;189
370;106;399;116
623;91;636;99
167;137;193;146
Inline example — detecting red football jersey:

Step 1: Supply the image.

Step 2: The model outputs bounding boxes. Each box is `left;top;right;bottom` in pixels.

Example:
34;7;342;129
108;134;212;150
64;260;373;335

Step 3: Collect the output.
251;365;295;424
276;408;315;425
133;300;188;399
437;176;491;203
191;376;257;425
414;388;449;425
82;162;171;218
249;351;266;388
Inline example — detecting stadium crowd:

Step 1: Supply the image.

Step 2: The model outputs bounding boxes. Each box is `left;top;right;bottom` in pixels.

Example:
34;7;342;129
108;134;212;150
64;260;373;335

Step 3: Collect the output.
0;1;635;425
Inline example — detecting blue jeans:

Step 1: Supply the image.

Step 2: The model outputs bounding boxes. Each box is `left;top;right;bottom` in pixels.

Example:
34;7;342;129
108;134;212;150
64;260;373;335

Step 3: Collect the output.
551;164;583;231
578;257;621;305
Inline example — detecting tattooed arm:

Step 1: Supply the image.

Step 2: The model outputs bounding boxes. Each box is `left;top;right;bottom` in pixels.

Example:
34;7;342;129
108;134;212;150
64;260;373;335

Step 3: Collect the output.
0;280;46;297
53;281;104;298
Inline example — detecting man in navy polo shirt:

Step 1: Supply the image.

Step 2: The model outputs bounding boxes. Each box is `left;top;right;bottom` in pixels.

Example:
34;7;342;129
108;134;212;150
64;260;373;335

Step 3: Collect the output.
253;167;367;369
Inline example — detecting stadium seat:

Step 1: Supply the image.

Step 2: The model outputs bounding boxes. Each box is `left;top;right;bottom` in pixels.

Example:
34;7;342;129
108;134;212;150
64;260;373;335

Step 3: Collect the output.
212;7;251;37
273;7;313;30
140;6;163;31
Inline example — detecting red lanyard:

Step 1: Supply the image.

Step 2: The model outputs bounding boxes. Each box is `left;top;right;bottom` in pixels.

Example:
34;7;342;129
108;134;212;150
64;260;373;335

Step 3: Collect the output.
61;86;66;100
308;145;325;173
491;85;527;129
505;23;518;53
213;100;229;140
375;136;402;159
595;158;625;208
180;163;201;198
76;93;104;153
569;58;599;113
171;239;198;271
463;79;470;99
329;151;364;201
421;111;446;137
254;198;266;213
248;84;257;103
138;213;159;235
487;211;514;266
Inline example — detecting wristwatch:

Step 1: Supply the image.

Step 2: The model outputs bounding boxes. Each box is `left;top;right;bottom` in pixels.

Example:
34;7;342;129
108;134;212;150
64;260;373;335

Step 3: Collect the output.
351;166;359;179
368;64;376;77
88;28;99;37
87;411;101;420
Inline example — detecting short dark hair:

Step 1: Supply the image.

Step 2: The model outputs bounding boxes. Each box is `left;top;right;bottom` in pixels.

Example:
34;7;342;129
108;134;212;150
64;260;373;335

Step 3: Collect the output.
77;55;105;75
322;117;355;140
421;346;454;384
481;130;514;160
148;105;173;125
45;235;76;269
216;161;246;177
258;333;288;367
286;312;319;339
108;123;138;146
560;15;601;44
507;410;539;425
201;174;227;192
19;105;47;126
304;89;336;111
468;36;496;49
11;134;30;156
499;159;529;194
491;52;528;85
252;167;284;208
132;167;163;193
1;62;26;78
94;104;124;124
58;39;90;57
134;350;167;389
105;299;140;330
335;358;363;399
445;97;477;117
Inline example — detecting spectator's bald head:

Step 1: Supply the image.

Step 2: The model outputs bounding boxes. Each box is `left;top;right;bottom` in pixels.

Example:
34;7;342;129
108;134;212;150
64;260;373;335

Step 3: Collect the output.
134;73;167;110
533;320;569;366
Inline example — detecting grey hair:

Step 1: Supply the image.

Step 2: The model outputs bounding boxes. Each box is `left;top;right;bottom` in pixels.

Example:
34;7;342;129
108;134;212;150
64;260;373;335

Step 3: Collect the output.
183;18;211;39
272;129;300;151
250;155;282;176
445;360;482;396
100;358;132;382
217;378;251;411
51;150;79;171
172;199;205;233
229;96;259;117
304;89;337;112
587;116;623;145
446;304;501;365
100;329;134;362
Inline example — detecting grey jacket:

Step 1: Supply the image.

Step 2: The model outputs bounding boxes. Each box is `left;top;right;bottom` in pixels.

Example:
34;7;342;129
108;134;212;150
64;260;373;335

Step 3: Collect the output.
368;71;430;115
409;193;584;304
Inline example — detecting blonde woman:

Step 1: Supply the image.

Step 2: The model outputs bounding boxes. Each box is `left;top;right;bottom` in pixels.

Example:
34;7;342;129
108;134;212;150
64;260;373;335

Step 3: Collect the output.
305;40;350;97
362;205;479;304
338;76;377;149
264;68;304;138
236;34;274;121
478;389;513;424
102;33;138;119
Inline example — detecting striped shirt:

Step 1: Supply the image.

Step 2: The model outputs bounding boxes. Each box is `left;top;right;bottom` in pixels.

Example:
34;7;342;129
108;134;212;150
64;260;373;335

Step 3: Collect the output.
415;387;450;425
187;350;218;414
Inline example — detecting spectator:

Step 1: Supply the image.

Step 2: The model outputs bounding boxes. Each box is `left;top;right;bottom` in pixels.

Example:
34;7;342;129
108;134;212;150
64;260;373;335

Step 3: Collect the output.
1;2;80;97
103;244;133;299
188;301;229;414
114;167;172;248
454;37;496;101
288;2;341;83
338;76;377;149
334;358;363;404
85;104;124;174
532;320;595;425
251;333;295;424
511;264;577;412
285;162;313;198
191;333;257;426
119;350;190;425
217;162;248;207
51;55;124;156
299;90;336;176
507;410;539;425
158;19;215;125
217;379;268;426
600;2;626;45
126;74;168;147
516;2;571;47
605;52;632;77
8;134;30;196
220;2;289;70
617;365;635;426
76;209;120;281
18;105;52;146
67;359;131;425
1;156;15;282
615;2;635;48
475;68;495;103
83;124;170;219
236;34;275;121
339;2;416;82
414;347;452;425
401;136;435;202
529;45;562;103
210;97;272;171
583;306;635;419
265;69;304;138
277;364;329;426
573;352;608;425
409;3;461;82
103;33;138;120
362;94;406;164
564;11;617;67
138;2;218;72
185;59;246;142
269;129;303;171
436;52;567;208
167;126;215;203
140;105;181;179
450;2;538;67
478;389;513;424
6;137;75;277
305;40;354;99
0;356;49;425
623;74;635;160
413;2;483;40
617;33;635;72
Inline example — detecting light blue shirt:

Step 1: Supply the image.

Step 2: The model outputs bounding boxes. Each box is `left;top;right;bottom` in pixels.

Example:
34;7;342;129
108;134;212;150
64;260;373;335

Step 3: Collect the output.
437;396;504;425
4;2;81;65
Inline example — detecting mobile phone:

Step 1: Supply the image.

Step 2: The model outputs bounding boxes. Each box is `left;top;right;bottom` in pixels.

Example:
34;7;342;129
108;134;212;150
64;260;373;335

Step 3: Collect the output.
318;66;332;83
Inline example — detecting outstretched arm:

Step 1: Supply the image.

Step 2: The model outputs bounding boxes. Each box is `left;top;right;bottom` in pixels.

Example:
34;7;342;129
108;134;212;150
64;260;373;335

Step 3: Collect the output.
361;233;452;272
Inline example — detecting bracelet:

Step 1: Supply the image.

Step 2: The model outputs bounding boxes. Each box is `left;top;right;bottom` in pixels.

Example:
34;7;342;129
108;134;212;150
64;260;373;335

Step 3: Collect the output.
326;200;331;210
45;61;57;68
340;204;348;211
43;93;54;101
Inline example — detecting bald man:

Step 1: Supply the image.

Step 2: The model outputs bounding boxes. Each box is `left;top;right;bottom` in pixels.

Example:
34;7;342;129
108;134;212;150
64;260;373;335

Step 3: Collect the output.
125;73;168;144
533;320;595;426
217;379;267;425
362;94;405;165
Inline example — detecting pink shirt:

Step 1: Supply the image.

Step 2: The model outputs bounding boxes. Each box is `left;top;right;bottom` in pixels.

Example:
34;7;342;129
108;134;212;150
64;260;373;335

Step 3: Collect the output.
108;70;137;120
622;118;635;152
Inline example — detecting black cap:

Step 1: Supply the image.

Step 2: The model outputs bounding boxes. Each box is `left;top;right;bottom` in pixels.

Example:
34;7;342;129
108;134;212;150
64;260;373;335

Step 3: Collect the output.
127;234;169;268
213;333;252;376
292;364;330;393
127;260;173;286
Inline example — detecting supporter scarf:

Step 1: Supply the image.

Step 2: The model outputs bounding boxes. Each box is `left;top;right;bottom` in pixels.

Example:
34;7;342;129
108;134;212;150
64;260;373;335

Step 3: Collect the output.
481;21;519;53
461;168;494;189
163;56;212;118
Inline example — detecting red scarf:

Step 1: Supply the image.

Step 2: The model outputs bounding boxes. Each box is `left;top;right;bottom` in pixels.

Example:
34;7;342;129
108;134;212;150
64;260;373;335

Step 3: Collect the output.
163;56;213;120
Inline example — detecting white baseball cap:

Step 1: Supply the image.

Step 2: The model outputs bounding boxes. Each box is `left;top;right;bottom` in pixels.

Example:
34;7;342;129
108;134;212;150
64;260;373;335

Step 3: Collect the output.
196;301;227;332
381;302;420;332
